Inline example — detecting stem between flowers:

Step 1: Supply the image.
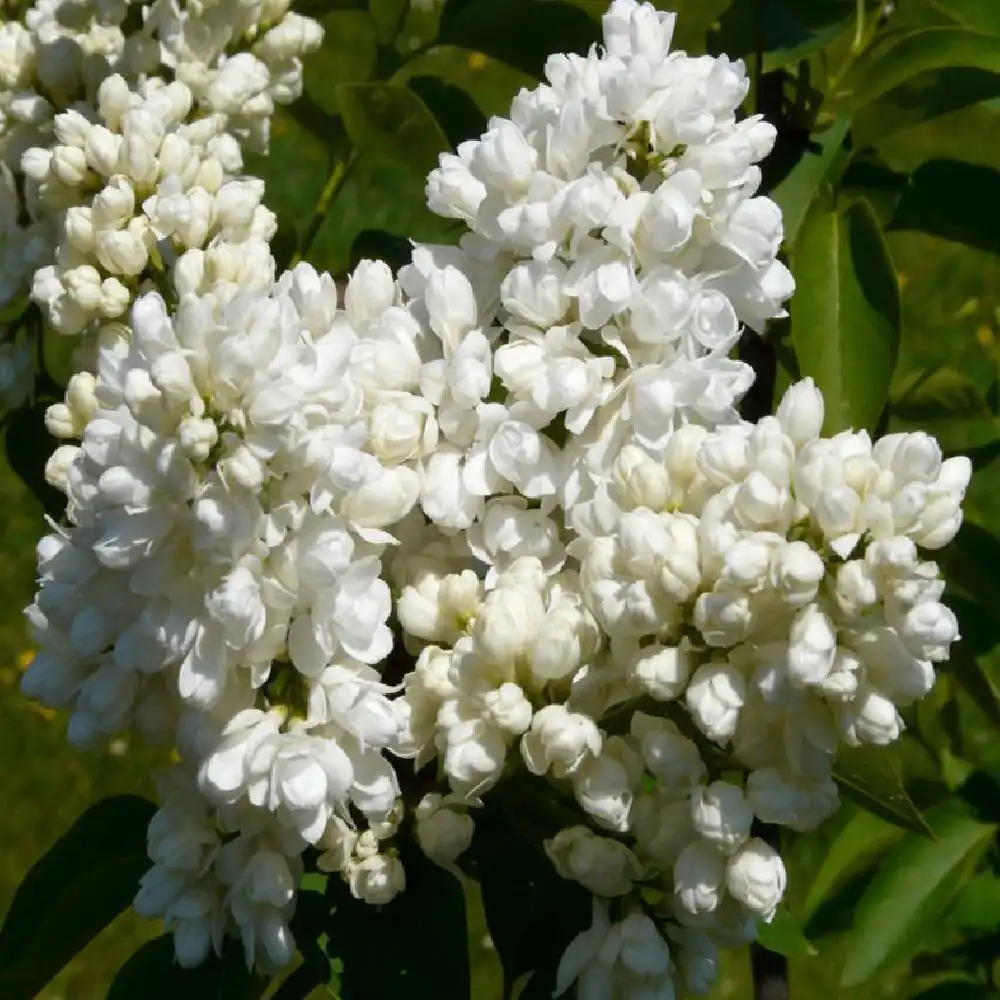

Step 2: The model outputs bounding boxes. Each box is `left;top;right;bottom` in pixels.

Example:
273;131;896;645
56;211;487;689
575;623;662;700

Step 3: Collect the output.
290;150;357;269
852;0;866;53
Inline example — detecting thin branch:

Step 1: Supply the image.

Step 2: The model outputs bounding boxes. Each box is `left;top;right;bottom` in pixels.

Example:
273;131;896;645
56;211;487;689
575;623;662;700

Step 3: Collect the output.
290;150;358;269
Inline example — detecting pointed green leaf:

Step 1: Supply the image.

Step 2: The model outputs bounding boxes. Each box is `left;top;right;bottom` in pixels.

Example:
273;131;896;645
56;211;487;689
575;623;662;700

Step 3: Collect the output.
106;936;266;1000
790;192;901;434
853;67;1000;143
0;795;156;1000
437;0;600;78
833;745;934;838
335;82;450;177
926;0;1000;35
889;159;1000;258
838;27;1000;109
769;117;851;248
840;808;996;986
755;909;818;958
802;809;902;919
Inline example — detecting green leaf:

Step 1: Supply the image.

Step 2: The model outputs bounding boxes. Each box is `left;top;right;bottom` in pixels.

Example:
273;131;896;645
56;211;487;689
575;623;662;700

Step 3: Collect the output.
802;809;902;919
476;808;591;998
0;795;156;1000
926;0;1000;35
889;159;1000;258
755;909;818;958
4;399;65;519
407;75;487;148
890;365;990;420
368;0;409;45
833;745;934;838
709;0;854;71
106;935;266;1000
945;871;1000;930
768;117;851;247
838;28;1000;109
437;0;600;78
336;82;450;177
670;0;735;55
790;191;901;434
840;807;996;986
301;10;377;116
328;843;470;1000
853;67;1000;144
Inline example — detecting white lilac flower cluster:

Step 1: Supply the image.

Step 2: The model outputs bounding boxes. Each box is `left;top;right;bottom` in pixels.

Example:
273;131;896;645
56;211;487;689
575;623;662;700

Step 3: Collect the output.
18;0;971;995
0;0;321;408
25;251;447;968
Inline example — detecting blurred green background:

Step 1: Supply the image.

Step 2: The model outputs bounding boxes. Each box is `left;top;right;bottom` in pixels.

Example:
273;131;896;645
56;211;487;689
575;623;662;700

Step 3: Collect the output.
4;0;1000;997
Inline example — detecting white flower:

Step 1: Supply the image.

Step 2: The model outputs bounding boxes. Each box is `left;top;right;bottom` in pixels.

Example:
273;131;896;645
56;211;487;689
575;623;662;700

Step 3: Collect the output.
546;826;643;897
725;838;786;921
521;704;602;778
555;900;674;1000
690;781;753;854
686;662;745;742
631;712;705;790
775;378;824;447
572;736;642;832
630;642;694;701
786;604;837;687
674;840;726;915
347;852;406;905
415;793;474;865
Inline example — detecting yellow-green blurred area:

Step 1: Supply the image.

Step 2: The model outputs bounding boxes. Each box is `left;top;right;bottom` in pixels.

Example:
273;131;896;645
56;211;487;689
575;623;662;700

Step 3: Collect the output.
3;1;1000;997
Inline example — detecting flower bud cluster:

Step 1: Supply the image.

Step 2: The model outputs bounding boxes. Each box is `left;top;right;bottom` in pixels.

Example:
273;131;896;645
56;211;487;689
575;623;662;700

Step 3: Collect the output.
27;75;277;337
0;0;320;407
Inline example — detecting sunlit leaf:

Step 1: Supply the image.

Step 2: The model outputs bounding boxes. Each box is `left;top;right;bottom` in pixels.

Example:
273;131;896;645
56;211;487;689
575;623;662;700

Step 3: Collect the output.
833;745;934;838
755;908;818;958
769;117;851;247
838;28;1000;109
840;807;996;986
791;191;901;433
802;809;902;919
